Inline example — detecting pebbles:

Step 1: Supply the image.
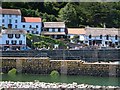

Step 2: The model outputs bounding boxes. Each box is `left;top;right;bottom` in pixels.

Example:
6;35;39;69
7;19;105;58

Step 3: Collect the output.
0;81;120;89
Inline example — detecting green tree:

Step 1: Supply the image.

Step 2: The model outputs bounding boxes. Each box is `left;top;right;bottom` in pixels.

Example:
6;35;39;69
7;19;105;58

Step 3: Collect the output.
58;3;77;27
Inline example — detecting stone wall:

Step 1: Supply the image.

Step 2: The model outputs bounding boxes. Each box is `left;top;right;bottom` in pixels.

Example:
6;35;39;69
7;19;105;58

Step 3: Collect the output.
1;57;120;77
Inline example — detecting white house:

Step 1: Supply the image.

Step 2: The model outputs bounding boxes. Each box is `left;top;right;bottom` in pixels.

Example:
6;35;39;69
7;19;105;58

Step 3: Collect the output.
21;17;42;34
85;27;120;47
0;8;42;34
42;22;67;39
67;28;86;43
0;29;27;50
0;8;22;29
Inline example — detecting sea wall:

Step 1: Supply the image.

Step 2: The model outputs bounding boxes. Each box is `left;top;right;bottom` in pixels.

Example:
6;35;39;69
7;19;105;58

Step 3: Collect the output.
1;57;120;77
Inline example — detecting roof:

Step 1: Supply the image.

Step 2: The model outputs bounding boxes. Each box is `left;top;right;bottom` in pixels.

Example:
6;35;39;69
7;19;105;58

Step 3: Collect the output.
85;27;120;36
67;28;86;35
44;22;65;28
41;31;65;35
0;8;21;15
22;17;42;22
2;29;27;34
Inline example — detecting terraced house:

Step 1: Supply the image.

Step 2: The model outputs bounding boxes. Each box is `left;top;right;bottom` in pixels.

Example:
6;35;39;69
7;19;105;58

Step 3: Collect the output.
0;8;42;34
42;22;67;39
0;29;27;50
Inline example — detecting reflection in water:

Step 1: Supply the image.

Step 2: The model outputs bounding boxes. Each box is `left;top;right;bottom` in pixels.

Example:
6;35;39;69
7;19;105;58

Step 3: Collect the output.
1;74;120;86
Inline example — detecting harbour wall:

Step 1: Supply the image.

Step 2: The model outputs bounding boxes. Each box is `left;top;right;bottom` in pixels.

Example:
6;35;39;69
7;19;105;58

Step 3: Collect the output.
1;57;120;77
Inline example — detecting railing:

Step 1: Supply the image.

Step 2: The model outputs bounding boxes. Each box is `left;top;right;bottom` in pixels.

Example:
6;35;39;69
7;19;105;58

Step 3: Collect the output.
0;49;120;62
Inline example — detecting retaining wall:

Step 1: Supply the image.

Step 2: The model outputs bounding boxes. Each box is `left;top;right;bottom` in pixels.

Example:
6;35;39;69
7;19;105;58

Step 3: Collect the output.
1;57;120;77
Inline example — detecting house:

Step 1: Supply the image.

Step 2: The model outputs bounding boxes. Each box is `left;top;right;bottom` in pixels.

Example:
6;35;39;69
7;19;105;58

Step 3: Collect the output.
67;28;86;43
0;29;27;50
42;22;67;39
0;8;22;29
85;27;120;47
0;8;42;34
21;17;42;34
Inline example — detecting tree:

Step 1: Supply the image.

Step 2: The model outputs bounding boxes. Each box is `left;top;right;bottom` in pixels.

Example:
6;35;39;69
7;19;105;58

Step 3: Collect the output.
58;3;77;27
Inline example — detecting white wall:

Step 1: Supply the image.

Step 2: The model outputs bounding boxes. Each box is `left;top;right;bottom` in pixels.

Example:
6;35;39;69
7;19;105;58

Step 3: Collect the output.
0;14;2;27
2;14;21;29
2;34;26;45
21;22;41;34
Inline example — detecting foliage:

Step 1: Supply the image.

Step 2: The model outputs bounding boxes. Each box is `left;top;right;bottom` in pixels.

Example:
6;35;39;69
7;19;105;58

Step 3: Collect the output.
50;70;59;78
71;35;80;43
8;68;17;76
26;34;67;49
2;2;120;28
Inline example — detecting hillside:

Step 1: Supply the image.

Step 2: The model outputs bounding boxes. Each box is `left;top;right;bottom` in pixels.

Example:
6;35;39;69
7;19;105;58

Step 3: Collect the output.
2;2;120;28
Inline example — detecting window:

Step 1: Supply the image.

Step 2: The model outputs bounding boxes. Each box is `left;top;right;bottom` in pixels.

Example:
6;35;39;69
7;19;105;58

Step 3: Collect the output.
115;42;118;45
89;35;92;39
115;35;118;40
16;15;18;18
106;35;109;40
29;25;32;28
27;31;29;33
58;28;61;32
11;40;17;45
23;25;25;28
8;34;13;38
52;28;55;32
2;19;4;23
6;40;9;44
36;25;38;28
15;25;17;28
15;34;20;38
100;35;102;39
9;19;12;24
32;31;34;34
2;14;4;17
8;24;12;28
19;40;22;45
15;20;17;23
36;31;38;34
9;15;11;17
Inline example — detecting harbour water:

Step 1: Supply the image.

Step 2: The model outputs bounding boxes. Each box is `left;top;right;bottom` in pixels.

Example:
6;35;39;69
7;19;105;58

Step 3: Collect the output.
1;74;120;86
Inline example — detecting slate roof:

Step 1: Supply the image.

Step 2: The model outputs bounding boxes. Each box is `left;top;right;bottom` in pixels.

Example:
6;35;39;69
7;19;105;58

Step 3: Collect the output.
2;29;27;34
43;22;65;28
0;8;21;15
85;27;120;36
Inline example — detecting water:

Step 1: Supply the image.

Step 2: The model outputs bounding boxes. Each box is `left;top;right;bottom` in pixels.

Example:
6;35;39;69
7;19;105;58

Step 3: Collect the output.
1;74;120;86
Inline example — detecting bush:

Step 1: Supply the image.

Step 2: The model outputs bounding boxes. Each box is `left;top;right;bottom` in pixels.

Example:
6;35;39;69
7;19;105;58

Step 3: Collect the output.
8;68;17;76
50;70;59;78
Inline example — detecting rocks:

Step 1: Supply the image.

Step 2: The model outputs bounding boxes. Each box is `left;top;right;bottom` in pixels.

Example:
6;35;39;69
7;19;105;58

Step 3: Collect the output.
0;81;120;89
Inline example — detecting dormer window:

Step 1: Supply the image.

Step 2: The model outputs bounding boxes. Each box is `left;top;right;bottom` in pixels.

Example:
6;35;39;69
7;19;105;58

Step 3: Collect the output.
15;34;20;38
8;34;13;38
115;35;118;40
